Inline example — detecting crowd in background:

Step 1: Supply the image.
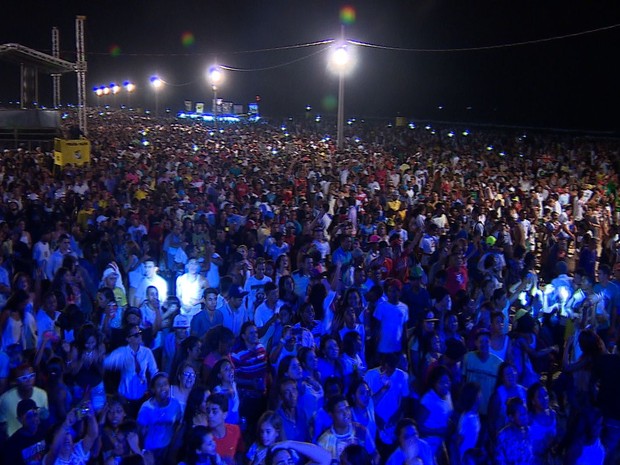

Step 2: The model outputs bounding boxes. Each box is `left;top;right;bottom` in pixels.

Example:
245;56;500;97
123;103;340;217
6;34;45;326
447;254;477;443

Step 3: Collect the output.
0;109;619;465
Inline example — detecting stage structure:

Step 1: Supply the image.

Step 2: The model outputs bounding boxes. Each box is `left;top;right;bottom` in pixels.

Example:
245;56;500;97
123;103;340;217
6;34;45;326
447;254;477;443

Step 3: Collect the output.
0;16;88;135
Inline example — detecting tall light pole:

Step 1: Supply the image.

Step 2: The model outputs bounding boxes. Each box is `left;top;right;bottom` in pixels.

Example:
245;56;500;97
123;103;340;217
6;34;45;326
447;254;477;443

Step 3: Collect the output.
208;66;223;130
329;29;352;150
110;83;121;109
150;76;163;116
124;81;135;109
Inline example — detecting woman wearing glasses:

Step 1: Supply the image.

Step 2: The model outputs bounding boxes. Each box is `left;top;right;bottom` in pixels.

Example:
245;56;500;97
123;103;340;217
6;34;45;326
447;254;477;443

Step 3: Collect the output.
171;362;198;415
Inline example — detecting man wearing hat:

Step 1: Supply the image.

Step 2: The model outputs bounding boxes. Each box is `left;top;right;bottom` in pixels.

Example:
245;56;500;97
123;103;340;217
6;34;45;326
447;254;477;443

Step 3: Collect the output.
162;315;191;374
221;285;251;337
2;398;47;465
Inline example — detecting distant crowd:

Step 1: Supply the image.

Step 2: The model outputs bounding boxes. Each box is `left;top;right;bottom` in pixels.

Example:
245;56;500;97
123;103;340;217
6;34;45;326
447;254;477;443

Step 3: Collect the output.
0;109;619;465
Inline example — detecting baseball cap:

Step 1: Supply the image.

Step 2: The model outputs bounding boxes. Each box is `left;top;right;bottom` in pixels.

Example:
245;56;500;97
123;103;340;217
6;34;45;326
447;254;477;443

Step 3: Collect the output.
228;285;249;299
369;234;381;243
424;311;439;322
17;398;38;418
172;315;190;328
485;236;497;246
411;266;424;279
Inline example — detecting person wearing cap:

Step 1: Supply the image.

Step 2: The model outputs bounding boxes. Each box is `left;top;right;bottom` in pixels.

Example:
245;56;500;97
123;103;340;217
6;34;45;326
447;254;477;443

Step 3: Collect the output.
0;363;48;439
162;315;191;375
221;285;251;338
2;398;47;465
100;263;128;308
103;324;158;417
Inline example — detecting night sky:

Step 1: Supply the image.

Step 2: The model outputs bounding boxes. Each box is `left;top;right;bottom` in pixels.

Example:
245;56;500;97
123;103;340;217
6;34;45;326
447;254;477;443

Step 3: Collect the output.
1;0;619;131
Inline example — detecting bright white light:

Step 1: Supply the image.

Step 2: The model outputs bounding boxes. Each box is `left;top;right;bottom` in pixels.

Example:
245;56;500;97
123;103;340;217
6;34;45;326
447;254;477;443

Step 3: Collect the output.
462;130;469;136
315;116;321;123
103;87;110;95
306;105;312;111
95;88;103;96
209;66;223;85
142;140;150;146
425;125;431;130
281;125;287;131
499;152;506;157
486;146;493;151
329;44;355;74
150;76;163;89
124;82;135;93
558;286;570;302
447;132;454;138
409;123;415;129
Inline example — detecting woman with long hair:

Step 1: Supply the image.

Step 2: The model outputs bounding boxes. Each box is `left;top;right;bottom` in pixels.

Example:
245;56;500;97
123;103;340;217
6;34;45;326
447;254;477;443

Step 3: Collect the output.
206;358;240;425
171;362;198;415
0;289;36;351
67;323;107;411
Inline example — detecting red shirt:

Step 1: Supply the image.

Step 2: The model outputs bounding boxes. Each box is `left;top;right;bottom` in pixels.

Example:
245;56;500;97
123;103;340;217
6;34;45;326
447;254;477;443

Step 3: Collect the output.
215;424;244;465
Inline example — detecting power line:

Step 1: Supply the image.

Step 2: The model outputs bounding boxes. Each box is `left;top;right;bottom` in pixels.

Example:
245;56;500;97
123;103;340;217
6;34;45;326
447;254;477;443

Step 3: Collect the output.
221;45;331;72
348;23;620;53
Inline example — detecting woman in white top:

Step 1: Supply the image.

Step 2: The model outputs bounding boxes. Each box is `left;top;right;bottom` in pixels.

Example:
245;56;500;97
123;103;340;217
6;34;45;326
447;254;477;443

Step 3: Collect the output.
417;365;454;463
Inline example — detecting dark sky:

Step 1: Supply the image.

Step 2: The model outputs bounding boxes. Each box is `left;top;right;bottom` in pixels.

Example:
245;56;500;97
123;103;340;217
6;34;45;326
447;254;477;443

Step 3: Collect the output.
1;0;619;130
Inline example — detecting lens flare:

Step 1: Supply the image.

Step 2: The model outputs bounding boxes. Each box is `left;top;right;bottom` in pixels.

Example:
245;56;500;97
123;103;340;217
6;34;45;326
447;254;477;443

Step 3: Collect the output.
181;32;195;47
340;6;356;25
109;44;121;57
322;95;337;112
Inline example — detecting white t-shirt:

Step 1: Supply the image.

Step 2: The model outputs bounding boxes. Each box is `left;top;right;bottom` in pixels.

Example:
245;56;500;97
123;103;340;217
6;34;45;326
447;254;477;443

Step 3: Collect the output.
373;300;408;353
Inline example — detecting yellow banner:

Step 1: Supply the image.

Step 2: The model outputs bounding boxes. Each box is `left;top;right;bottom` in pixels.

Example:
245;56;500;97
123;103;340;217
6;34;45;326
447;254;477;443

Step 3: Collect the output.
53;138;91;166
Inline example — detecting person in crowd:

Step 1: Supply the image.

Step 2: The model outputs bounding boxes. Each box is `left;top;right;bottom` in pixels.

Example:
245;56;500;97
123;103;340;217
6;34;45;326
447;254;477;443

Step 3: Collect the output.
206;359;240;425
171;362;198;415
0;363;48;438
318;394;379;465
205;393;243;465
133;259;168;307
137;371;182;463
2;398;48;465
385;418;434;465
246;411;284;465
103;324;158;418
191;288;224;340
274;377;311;442
177;258;209;325
494;397;533;465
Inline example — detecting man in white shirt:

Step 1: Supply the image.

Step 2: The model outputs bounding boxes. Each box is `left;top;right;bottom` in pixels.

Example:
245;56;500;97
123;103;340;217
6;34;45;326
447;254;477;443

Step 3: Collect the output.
133;259;168;307
176;258;208;325
221;285;251;337
244;257;272;317
32;230;52;280
103;324;158;417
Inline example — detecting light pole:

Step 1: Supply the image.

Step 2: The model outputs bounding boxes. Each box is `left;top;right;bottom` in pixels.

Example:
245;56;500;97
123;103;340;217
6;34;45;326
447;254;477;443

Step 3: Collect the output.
94;86;103;108
110;83;121;109
150;76;163;116
124;81;135;109
329;38;352;150
208;66;223;130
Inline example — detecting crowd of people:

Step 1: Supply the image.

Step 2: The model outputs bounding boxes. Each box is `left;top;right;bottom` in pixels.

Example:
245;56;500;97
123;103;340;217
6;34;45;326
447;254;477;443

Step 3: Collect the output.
0;108;619;465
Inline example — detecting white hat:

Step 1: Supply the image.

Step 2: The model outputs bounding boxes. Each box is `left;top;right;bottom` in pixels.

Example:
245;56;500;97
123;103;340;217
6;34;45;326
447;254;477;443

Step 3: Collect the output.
173;314;190;328
96;215;109;223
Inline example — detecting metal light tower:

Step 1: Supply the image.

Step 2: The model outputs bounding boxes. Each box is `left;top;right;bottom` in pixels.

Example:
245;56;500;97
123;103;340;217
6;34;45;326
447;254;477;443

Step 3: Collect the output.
75;15;87;135
51;27;61;108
